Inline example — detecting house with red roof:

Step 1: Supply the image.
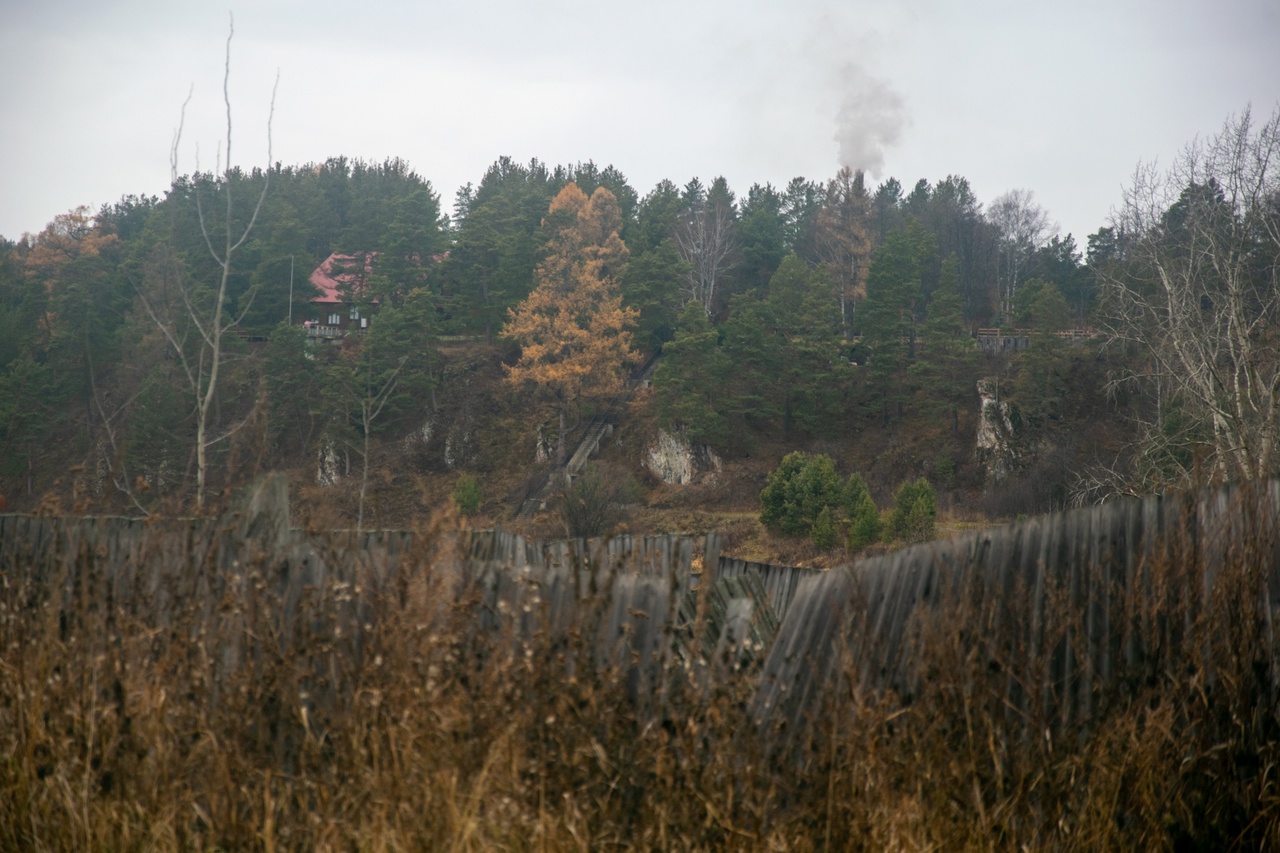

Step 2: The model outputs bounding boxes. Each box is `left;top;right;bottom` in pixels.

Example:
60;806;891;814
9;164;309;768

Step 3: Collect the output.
302;252;379;341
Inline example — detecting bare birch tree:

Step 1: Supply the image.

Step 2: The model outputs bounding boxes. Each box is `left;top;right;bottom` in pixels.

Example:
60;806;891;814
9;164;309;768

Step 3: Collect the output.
354;356;407;535
675;178;738;318
1098;104;1280;488
135;17;277;510
989;188;1052;319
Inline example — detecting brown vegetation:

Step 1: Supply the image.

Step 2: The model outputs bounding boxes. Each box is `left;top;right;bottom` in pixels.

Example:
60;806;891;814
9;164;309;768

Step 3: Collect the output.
2;481;1278;850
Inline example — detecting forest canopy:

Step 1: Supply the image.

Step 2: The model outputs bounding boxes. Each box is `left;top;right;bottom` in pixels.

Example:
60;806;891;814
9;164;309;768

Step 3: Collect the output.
2;104;1277;517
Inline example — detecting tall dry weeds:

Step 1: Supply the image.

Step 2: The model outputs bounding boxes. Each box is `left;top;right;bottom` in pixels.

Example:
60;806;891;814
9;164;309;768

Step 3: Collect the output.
1;484;1278;850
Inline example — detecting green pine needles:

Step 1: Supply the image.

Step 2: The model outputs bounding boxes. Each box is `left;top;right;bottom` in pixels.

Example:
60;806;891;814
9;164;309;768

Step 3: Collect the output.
451;473;482;517
759;452;885;552
760;452;937;551
888;477;937;543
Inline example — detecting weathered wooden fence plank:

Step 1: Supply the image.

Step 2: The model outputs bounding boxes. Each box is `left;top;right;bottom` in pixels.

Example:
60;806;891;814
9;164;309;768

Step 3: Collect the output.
5;478;1278;745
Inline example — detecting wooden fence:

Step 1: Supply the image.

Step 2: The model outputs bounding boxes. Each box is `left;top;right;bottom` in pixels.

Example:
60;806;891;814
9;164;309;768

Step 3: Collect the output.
3;475;1277;741
753;481;1280;736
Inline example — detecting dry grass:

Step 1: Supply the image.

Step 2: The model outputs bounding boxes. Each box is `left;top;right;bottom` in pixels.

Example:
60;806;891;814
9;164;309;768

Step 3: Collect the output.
2;491;1279;851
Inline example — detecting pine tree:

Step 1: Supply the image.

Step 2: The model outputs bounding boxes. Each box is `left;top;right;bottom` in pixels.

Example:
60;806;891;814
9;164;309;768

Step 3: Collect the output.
443;157;559;340
889;478;937;543
1010;280;1073;424
842;472;881;551
760;452;843;538
860;223;934;421
620;237;687;348
910;256;978;432
655;302;731;447
761;256;842;438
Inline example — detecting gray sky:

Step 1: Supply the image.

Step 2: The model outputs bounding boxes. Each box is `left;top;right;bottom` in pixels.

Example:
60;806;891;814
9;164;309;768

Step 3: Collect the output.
3;0;1278;244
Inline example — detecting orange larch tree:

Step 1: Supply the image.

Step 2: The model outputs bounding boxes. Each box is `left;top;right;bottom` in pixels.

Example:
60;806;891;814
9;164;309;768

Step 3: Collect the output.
24;206;119;343
504;183;638;464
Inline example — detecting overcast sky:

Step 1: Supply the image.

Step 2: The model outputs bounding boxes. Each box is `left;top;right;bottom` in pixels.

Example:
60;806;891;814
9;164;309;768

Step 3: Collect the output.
3;0;1278;244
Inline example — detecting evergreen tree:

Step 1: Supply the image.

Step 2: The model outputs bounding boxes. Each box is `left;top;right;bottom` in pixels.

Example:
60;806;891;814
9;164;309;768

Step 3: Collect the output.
366;181;447;308
910;256;978;432
635;179;683;252
0;351;54;494
917;175;993;323
441;157;560;339
889;478;937;543
1013;278;1072;330
905;179;932;215
123;366;190;493
1010;281;1073;425
781;177;823;257
872;177;904;241
452;473;482;516
720;255;843;441
842;472;881;551
716;295;776;442
0;239;42;369
761;256;842;438
262;322;325;455
1029;234;1090;324
654;302;731;447
620;238;687;349
759;452;843;538
737;183;787;295
860;223;934;421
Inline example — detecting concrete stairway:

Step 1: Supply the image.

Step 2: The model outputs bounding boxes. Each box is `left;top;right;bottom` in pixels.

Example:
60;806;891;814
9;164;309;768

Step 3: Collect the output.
513;351;662;519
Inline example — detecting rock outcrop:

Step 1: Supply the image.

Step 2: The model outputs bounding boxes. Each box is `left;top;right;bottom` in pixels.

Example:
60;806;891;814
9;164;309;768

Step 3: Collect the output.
976;378;1018;483
644;428;721;485
317;439;345;486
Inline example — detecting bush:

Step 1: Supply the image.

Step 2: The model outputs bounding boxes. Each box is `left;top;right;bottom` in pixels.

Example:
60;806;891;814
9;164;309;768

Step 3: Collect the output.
933;453;956;490
762;453;880;552
889;478;937;543
811;506;838;550
452;474;482;517
760;452;842;538
843;473;881;552
559;463;638;538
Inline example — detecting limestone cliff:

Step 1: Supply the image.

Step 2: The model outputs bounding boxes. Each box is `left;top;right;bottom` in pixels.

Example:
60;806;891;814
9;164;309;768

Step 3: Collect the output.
976;378;1018;483
644;428;721;485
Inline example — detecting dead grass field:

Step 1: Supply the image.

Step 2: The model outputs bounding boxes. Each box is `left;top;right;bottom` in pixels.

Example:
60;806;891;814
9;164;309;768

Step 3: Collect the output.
3;488;1279;850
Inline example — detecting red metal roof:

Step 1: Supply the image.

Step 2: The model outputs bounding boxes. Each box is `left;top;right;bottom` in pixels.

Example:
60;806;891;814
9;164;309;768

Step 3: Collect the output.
308;252;377;304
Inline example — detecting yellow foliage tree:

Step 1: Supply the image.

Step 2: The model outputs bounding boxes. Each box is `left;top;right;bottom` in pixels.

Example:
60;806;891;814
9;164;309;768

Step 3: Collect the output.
24;206;119;340
504;183;638;464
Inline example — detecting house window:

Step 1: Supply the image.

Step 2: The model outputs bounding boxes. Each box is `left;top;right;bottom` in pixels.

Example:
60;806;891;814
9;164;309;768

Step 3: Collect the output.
360;317;368;329
328;312;341;325
350;307;361;321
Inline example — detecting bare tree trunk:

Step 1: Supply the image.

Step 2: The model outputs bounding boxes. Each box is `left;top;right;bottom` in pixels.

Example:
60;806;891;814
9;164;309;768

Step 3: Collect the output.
358;408;371;535
354;356;405;535
135;16;277;511
557;408;568;467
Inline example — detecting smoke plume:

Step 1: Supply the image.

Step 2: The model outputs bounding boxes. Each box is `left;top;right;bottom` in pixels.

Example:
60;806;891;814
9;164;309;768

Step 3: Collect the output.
833;63;907;177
